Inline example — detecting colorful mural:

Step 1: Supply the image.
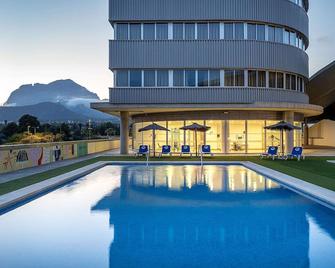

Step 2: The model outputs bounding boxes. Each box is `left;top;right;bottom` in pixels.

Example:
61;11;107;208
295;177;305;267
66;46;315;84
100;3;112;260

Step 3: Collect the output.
0;140;120;174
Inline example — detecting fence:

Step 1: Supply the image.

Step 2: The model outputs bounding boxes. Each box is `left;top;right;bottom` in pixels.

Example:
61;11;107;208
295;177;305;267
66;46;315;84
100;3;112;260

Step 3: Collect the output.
0;139;121;174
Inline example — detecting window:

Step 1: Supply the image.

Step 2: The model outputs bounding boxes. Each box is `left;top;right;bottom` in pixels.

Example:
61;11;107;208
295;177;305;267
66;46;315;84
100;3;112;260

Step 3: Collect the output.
269;72;276;88
257;25;265;41
143;24;155;40
173;70;184;86
247;24;256;40
197;23;208;40
209;23;220;40
185;23;195;40
129;24;141;40
157;70;169;87
173;23;183;40
275;27;283;43
284;30;290;44
290;32;297;46
286;74;291;90
130;70;142;87
268;26;275;42
225;70;234;86
156;23;168;40
198;70;209;87
291;75;296;90
116;24;128;40
224;23;234;39
235;23;244;40
277;72;284;89
116;70;128;87
144;70;155;86
209;70;220;86
185;70;196;87
248;70;257;87
235;70;245;87
258;71;266;87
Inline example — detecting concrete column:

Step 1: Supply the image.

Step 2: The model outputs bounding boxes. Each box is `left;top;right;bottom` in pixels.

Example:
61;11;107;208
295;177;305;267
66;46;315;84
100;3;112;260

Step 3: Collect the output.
120;111;129;155
284;111;294;154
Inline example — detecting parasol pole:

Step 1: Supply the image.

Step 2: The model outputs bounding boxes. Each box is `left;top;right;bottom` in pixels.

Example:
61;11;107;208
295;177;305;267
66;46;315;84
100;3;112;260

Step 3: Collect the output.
195;129;198;157
153;128;156;157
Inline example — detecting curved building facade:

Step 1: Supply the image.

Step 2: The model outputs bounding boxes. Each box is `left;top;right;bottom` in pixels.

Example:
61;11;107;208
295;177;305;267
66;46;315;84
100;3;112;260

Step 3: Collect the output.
92;0;323;154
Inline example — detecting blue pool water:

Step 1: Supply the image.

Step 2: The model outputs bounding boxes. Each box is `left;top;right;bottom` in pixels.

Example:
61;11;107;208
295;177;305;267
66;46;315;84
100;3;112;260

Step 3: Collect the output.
1;165;335;268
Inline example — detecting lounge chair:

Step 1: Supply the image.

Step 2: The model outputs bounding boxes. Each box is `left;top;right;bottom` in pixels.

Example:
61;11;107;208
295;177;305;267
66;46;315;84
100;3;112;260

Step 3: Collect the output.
200;145;213;156
135;145;149;157
260;146;278;160
159;145;172;157
285;147;305;161
180;145;192;157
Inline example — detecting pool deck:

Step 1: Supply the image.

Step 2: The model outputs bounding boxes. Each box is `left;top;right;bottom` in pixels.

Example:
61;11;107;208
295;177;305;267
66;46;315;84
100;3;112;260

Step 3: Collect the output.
1;160;335;212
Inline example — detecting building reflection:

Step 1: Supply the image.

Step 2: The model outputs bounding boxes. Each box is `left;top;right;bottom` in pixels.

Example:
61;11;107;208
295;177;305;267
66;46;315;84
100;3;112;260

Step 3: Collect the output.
92;165;311;267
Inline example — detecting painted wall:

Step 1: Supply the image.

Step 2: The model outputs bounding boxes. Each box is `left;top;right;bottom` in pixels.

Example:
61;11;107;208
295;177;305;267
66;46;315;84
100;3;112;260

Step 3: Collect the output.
0;139;121;174
309;120;335;147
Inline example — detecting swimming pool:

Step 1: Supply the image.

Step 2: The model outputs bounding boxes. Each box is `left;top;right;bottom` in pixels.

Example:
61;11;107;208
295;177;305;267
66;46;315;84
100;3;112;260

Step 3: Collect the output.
1;164;335;267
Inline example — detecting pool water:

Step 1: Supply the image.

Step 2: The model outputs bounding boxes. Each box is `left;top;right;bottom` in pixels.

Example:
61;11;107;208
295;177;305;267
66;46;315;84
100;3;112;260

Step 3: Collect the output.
1;165;335;268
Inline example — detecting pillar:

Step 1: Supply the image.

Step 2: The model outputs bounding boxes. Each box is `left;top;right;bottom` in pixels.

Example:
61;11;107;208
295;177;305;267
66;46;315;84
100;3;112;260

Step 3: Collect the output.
284;111;294;154
120;111;129;155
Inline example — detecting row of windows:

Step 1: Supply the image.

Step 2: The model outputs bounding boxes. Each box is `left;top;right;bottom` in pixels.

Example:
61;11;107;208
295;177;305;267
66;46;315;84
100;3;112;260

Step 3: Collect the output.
115;22;307;50
115;70;305;92
289;0;307;9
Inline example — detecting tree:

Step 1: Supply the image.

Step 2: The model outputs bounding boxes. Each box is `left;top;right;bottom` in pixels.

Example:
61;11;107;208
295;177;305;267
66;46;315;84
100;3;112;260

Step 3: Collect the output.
18;114;40;132
1;122;19;138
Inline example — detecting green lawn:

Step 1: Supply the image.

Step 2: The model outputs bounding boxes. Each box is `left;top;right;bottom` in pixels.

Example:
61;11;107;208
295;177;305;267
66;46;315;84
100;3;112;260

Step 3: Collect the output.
1;155;335;196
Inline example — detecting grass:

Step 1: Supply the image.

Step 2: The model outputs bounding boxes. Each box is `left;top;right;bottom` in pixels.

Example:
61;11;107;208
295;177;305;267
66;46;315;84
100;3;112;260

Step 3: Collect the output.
1;155;335;196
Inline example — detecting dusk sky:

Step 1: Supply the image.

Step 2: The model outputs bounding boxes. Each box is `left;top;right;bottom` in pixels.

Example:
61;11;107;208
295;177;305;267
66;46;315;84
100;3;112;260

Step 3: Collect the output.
0;0;335;105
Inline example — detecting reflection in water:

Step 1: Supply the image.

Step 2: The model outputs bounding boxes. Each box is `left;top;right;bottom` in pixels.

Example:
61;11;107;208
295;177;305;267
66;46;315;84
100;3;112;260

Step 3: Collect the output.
92;165;316;268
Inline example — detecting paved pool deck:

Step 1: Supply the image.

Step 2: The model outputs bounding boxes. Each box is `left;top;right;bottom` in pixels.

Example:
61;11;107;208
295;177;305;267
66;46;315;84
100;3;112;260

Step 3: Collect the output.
1;160;335;212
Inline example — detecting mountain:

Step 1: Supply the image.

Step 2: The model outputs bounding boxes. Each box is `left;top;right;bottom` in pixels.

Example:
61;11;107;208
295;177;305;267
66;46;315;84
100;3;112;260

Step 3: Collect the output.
5;79;99;106
3;79;117;122
0;102;90;122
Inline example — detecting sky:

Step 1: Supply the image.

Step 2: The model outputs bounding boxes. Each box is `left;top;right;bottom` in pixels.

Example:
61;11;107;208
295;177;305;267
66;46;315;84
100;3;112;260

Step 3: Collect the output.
0;0;335;105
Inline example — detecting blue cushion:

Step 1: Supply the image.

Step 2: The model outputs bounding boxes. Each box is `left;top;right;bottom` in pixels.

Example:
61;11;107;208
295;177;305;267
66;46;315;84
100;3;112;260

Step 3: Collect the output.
202;145;211;153
162;145;171;154
267;146;278;155
139;145;149;154
182;145;190;153
291;147;303;156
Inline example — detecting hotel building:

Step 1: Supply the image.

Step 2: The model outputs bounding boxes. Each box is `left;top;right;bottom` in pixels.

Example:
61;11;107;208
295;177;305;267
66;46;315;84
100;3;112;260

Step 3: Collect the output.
92;0;323;154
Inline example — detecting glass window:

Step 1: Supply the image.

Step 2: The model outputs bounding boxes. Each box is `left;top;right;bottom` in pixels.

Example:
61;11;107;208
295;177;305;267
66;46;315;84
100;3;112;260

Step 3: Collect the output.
235;23;244;40
286;74;291;90
129;70;142;87
116;24;128;40
284;30;290;44
275;27;283;43
269;72;276;88
198;70;209;87
209;23;220;40
224;23;234;39
225;70;234;86
248;70;257;87
277;72;284;89
173;23;183;40
116;70;128;87
156;23;168;40
185;70;196;87
197;23;208;40
129;24;141;40
185;23;195;40
235;70;245;87
290;32;297;46
257;25;265;41
258;71;266;87
247;24;256;40
143;24;155;40
268;26;275;42
157;70;169;87
144;70;155;87
291;75;296;90
209;70;221;86
173;70;184;87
